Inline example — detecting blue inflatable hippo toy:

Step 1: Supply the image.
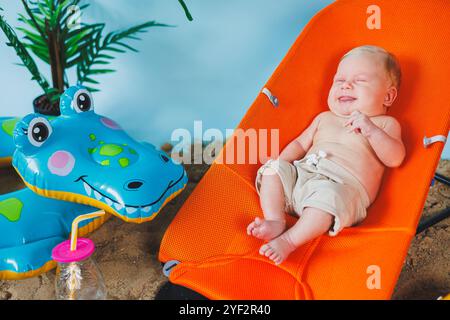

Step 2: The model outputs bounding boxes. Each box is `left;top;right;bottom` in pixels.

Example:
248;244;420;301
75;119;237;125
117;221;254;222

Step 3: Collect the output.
0;188;107;280
13;85;188;223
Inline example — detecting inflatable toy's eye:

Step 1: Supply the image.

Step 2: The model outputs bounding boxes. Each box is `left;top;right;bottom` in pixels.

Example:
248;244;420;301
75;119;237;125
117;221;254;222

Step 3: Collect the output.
73;89;93;113
27;117;52;147
160;154;170;163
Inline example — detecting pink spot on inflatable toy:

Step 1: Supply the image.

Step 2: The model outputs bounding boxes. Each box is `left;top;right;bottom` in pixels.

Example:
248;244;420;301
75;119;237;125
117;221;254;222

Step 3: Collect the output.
100;117;121;130
48;151;75;176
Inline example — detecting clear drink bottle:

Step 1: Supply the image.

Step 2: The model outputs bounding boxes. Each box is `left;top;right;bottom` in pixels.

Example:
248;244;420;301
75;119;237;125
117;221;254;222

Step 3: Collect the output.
52;238;107;300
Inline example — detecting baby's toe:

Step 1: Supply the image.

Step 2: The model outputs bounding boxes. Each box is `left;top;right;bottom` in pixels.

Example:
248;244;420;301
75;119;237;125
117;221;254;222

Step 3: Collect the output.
246;222;255;235
259;243;271;255
252;227;262;237
275;253;286;265
268;251;279;262
264;247;275;258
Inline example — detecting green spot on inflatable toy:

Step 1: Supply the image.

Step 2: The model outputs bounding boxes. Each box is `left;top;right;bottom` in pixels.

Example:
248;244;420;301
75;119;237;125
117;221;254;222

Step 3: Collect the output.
119;158;130;168
1;118;19;137
0;198;23;222
99;144;123;157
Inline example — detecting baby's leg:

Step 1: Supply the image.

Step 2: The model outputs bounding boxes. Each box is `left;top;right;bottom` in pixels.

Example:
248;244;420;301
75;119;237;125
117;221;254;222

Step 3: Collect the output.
247;171;287;240
260;207;333;265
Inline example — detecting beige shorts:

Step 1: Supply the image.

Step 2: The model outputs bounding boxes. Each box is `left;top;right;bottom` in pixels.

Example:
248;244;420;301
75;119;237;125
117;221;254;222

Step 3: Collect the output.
255;153;370;236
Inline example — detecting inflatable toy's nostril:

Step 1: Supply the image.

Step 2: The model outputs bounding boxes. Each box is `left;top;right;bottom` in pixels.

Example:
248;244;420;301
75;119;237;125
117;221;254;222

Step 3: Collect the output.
127;181;143;190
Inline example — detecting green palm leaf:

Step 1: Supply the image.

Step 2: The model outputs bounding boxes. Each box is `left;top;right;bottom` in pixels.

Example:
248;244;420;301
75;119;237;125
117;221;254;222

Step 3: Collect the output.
178;0;193;21
77;21;170;91
1;0;193;100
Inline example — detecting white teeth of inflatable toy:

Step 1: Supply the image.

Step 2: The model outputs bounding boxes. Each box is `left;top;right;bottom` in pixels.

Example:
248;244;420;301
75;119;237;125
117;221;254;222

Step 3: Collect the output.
142;206;151;213
105;198;113;206
83;182;92;196
114;202;124;211
126;206;137;214
94;190;102;201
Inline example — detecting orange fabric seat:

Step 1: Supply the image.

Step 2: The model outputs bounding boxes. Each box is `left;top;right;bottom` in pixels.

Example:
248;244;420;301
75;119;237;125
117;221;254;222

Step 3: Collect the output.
159;0;449;299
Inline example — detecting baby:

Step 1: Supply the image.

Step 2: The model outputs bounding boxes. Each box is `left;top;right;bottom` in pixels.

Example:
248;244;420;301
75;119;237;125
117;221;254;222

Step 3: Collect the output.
247;45;406;265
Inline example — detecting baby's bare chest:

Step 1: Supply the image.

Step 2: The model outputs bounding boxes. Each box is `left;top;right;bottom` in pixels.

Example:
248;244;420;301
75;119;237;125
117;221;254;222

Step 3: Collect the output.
313;114;385;147
314;118;363;146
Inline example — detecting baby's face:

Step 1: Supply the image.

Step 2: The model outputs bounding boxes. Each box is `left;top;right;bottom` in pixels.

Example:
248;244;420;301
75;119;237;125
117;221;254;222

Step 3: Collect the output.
327;52;396;117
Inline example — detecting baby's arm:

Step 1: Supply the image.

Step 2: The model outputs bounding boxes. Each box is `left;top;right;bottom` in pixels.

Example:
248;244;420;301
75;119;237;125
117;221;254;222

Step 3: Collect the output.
366;118;405;167
279;113;322;163
345;112;405;167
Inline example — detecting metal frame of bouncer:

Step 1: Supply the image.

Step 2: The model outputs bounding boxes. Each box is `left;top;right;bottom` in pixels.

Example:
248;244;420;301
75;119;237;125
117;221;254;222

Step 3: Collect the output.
416;172;450;234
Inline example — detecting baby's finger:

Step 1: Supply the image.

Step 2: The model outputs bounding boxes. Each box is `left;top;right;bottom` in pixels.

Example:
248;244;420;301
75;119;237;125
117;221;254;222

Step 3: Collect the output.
343;118;354;127
347;123;358;133
344;113;360;126
349;125;362;134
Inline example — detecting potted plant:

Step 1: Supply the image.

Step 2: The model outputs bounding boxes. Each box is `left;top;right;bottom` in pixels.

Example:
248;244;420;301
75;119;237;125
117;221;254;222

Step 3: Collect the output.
0;0;192;115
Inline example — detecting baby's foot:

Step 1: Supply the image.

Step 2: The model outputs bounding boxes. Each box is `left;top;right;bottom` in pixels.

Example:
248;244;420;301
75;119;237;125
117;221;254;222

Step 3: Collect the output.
247;217;286;241
259;234;297;265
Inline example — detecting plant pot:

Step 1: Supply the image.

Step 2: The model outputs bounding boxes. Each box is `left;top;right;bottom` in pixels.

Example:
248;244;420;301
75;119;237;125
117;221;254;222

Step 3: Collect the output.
33;94;60;116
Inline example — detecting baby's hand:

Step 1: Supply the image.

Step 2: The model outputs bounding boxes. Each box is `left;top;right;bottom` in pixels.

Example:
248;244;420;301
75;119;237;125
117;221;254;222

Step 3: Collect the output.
344;111;378;137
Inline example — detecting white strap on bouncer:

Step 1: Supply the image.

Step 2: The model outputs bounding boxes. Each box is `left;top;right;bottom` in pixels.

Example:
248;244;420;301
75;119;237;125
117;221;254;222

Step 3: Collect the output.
162;260;180;277
423;135;447;148
261;87;279;107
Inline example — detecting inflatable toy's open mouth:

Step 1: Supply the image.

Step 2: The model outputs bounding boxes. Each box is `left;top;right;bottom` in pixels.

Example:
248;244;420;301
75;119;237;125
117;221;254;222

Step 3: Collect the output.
75;171;186;214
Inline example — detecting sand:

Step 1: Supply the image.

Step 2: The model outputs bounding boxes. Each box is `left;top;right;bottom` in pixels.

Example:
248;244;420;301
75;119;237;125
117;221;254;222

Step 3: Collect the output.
0;148;448;300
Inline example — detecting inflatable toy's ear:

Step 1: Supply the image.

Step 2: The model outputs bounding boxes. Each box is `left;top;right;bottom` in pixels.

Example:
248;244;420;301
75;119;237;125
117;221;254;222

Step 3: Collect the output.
14;114;53;153
59;85;94;116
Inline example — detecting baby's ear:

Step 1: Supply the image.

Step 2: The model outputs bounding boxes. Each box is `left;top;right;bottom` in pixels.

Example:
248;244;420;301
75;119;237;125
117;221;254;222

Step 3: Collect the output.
383;86;398;107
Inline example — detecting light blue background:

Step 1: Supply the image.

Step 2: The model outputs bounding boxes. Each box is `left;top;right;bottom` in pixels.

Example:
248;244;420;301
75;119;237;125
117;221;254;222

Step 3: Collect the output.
0;0;448;158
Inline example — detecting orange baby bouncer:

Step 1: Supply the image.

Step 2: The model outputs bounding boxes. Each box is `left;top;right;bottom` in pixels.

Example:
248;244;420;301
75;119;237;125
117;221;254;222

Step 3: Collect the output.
158;0;450;299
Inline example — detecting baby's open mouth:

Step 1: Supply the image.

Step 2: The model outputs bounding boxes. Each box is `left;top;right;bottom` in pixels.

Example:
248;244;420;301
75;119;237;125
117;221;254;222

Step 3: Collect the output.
338;96;357;103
